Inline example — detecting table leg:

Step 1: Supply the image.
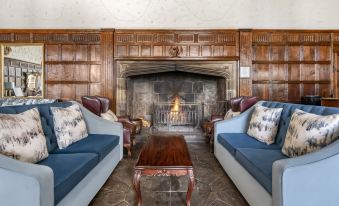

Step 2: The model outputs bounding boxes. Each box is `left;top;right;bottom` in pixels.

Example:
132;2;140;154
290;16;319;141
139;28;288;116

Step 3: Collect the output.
186;169;195;206
133;170;142;206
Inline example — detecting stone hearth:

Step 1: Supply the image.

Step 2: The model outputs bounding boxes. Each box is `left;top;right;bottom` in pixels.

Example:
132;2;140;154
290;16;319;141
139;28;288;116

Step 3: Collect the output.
116;61;238;126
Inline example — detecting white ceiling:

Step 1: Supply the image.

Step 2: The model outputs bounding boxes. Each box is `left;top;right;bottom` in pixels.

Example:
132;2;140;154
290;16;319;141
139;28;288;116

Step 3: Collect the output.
0;0;338;29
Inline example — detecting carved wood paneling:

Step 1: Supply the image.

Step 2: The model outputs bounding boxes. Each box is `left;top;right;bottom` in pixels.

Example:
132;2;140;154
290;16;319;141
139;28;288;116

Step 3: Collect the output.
334;52;339;97
100;30;115;111
114;30;238;59
0;29;103;102
252;31;334;102
239;31;252;96
0;29;338;108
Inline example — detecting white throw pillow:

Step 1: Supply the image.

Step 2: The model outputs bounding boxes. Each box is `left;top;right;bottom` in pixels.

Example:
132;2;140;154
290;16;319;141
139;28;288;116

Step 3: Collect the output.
0;108;49;163
101;110;118;122
282;109;339;157
247;105;283;145
224;109;240;120
51;104;88;149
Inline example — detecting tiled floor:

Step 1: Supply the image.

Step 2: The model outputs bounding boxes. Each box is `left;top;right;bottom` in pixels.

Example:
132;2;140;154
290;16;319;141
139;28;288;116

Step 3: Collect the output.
90;141;248;206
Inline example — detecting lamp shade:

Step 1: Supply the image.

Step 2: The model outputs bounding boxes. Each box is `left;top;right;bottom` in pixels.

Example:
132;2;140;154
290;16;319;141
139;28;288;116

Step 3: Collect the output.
4;82;15;89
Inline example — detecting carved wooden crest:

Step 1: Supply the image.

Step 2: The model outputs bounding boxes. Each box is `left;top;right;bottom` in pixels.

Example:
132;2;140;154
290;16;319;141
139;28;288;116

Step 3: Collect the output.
168;46;183;57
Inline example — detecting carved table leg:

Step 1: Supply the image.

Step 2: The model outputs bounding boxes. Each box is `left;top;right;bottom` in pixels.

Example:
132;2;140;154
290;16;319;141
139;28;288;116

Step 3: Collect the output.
133;170;142;206
186;169;195;206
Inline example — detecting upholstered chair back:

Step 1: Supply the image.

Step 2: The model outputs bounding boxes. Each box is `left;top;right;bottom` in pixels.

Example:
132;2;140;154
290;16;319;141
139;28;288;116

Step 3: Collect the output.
81;96;101;116
96;96;110;113
229;96;245;112
240;96;258;113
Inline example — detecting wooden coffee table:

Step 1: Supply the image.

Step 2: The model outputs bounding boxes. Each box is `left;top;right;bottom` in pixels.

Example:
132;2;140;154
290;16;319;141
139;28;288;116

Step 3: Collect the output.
133;135;195;206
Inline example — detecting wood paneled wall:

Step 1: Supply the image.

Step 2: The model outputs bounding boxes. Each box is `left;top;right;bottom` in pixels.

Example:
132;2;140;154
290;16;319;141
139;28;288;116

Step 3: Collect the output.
0;29;108;102
0;29;338;111
333;33;339;98
250;31;333;103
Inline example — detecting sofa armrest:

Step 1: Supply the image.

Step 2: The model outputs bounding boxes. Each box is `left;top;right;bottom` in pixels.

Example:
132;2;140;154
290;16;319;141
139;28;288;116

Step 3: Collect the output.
214;101;261;136
80;104;124;159
0;155;54;206
272;139;339;206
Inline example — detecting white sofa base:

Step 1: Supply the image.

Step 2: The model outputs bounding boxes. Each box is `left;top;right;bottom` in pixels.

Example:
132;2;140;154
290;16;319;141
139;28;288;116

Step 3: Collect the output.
57;145;121;206
215;141;272;206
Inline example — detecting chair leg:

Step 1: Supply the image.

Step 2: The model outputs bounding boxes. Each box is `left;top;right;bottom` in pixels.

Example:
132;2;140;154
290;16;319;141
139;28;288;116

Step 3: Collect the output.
209;135;214;153
124;144;132;157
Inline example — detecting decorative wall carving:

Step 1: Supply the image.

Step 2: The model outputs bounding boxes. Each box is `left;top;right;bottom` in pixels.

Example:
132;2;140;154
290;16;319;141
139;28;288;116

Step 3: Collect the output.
168;46;183;57
114;30;238;58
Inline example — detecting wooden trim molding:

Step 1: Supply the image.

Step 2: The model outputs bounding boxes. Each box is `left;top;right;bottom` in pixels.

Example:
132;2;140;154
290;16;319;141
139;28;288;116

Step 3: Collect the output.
100;30;115;111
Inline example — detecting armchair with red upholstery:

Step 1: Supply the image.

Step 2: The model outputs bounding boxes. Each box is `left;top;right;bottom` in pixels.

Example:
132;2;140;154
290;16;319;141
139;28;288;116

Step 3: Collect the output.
81;96;137;157
202;96;258;150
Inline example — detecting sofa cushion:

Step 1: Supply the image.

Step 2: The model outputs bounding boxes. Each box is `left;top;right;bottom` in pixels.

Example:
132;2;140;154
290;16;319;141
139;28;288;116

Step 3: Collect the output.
0;108;49;163
0;102;72;152
38;153;99;204
282;109;339;157
51;104;88;149
224;109;240;120
101;109;118;122
247;105;283;145
51;134;119;161
261;102;339;147
217;133;280;156
235;148;288;193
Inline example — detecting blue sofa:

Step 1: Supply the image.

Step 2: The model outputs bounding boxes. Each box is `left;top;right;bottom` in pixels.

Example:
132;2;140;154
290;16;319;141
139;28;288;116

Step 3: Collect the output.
214;101;339;206
0;102;123;206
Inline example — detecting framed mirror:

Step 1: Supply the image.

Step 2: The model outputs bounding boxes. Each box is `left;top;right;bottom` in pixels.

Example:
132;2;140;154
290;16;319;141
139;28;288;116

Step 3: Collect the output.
1;44;44;98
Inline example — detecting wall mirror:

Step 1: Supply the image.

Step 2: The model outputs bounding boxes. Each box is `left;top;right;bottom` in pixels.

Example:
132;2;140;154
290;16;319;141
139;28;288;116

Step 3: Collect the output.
1;44;44;98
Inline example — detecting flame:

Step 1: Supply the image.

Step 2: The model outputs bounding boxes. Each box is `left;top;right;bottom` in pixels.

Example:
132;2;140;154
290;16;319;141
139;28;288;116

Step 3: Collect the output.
170;96;181;123
171;96;180;112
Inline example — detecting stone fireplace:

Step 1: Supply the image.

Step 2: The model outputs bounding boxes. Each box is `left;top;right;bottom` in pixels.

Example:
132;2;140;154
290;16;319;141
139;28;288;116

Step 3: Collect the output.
116;60;238;131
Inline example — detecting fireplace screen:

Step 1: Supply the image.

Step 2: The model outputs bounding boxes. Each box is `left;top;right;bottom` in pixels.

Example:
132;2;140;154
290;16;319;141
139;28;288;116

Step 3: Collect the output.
153;95;201;131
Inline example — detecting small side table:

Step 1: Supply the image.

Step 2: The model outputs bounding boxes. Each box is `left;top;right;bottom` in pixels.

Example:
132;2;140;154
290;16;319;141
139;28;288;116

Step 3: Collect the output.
321;98;339;108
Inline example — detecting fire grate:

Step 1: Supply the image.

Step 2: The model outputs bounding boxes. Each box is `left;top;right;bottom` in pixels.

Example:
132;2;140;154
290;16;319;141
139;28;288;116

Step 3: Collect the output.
153;102;200;131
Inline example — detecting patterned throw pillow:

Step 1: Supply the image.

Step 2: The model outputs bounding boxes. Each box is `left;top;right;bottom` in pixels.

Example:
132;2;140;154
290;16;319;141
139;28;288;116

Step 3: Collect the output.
224;109;241;120
51;104;88;149
247;105;283;145
101;109;118;122
0;108;49;163
282;109;339;157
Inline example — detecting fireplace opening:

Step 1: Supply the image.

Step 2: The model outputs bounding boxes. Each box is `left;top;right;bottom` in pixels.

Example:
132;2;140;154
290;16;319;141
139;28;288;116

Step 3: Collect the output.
116;60;238;139
126;71;228;132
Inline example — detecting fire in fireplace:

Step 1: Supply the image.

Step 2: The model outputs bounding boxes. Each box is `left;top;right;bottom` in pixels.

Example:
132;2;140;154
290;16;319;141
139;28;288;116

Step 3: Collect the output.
153;95;200;132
